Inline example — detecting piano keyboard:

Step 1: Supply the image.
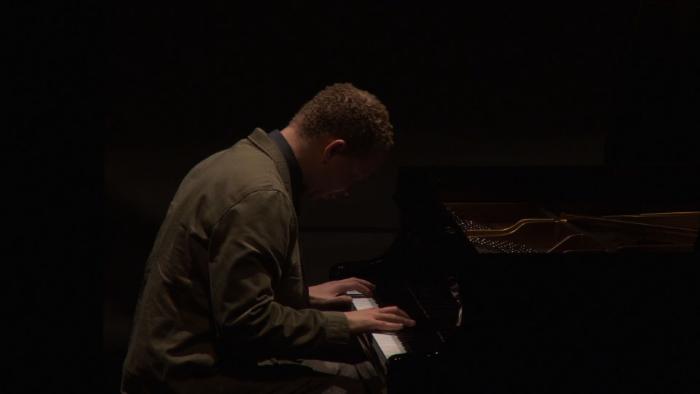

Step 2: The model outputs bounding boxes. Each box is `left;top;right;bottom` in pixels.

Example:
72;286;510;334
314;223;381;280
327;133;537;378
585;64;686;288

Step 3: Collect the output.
347;290;408;371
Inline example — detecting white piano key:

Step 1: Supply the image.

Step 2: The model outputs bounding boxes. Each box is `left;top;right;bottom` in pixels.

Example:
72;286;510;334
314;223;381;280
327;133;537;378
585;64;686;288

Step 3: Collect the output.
351;297;378;310
373;333;407;358
350;296;408;369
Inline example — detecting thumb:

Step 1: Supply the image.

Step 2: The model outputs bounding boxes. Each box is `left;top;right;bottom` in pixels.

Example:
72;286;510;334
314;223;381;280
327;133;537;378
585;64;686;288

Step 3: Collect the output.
330;295;353;305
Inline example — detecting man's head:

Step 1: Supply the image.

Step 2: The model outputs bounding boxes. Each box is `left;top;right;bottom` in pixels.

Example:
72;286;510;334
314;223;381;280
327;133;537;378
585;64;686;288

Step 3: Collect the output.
281;83;395;200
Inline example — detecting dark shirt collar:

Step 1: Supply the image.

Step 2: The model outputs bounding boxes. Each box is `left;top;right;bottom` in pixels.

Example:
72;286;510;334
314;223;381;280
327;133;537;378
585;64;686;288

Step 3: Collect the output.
268;129;303;213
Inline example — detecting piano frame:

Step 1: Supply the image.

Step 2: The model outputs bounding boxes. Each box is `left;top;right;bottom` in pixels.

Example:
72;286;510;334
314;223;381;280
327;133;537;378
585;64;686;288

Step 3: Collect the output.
331;165;700;393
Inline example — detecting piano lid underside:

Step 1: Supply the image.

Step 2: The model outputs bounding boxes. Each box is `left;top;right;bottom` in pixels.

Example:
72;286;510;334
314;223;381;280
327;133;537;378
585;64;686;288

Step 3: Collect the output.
445;202;699;253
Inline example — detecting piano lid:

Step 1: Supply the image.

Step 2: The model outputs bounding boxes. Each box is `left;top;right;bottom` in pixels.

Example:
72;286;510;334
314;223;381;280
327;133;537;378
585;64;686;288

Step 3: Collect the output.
394;165;700;254
396;165;700;215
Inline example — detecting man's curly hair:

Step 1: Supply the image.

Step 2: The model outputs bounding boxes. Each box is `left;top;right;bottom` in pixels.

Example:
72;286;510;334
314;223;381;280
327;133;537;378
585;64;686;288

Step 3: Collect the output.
290;83;394;156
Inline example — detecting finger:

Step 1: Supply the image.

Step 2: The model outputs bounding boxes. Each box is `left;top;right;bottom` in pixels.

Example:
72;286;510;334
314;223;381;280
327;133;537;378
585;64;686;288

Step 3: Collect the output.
354;283;373;297
340;282;373;297
349;277;376;290
376;312;416;327
330;295;353;305
379;306;411;319
375;312;407;324
374;321;403;332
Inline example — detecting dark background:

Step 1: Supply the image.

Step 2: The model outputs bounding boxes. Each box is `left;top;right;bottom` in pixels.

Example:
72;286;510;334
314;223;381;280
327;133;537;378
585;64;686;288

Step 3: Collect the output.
105;1;698;392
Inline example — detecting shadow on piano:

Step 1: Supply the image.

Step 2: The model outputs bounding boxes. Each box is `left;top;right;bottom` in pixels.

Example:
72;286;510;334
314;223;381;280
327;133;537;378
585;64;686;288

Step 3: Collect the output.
331;166;699;393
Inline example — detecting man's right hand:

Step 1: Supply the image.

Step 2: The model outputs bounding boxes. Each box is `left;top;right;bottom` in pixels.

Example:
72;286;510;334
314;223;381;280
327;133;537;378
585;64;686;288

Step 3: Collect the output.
344;306;416;334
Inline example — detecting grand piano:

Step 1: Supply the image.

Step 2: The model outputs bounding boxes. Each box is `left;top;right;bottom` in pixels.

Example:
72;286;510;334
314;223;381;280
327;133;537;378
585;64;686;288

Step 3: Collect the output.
330;165;699;393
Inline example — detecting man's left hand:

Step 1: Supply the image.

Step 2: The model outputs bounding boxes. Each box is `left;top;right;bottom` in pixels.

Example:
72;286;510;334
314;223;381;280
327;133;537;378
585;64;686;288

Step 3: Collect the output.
308;277;376;310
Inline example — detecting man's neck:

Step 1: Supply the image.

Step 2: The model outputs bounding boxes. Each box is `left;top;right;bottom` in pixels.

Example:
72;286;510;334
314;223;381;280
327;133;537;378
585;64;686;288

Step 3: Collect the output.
280;125;312;179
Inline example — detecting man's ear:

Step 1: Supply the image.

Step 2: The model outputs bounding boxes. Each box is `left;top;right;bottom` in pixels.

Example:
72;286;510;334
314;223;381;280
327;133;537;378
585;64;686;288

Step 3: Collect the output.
321;139;346;163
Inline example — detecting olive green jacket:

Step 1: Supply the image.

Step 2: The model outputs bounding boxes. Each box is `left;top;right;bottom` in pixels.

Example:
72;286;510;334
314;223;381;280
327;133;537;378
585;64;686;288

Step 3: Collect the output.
121;128;350;392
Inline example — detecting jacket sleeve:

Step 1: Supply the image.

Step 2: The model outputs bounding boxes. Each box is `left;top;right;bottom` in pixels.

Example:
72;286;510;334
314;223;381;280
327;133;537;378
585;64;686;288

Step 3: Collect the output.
208;189;350;361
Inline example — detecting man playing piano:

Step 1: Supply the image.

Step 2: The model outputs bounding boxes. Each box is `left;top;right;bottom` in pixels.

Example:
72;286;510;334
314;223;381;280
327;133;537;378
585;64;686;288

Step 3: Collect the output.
121;83;415;394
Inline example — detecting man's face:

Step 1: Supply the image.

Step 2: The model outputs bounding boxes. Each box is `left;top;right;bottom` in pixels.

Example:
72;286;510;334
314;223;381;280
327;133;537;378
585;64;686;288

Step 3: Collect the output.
311;150;385;201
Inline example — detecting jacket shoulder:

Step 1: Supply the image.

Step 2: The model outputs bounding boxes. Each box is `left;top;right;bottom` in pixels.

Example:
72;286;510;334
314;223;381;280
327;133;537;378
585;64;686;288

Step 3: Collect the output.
170;139;291;231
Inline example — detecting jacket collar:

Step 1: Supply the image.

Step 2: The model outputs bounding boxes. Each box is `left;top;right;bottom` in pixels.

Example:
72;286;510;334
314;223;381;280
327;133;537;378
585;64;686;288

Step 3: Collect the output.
246;127;293;197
